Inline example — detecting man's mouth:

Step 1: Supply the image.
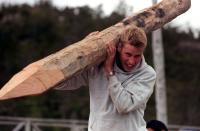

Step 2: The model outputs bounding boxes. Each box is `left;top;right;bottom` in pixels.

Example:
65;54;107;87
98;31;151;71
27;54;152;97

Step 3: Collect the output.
127;64;134;68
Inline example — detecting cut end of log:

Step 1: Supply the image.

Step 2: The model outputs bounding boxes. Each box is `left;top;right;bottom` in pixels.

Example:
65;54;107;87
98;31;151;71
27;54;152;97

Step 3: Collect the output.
0;61;65;100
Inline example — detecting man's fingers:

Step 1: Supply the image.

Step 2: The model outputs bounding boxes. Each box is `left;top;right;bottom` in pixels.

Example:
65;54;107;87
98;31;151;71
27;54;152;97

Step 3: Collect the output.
107;44;114;53
106;45;116;59
110;44;116;53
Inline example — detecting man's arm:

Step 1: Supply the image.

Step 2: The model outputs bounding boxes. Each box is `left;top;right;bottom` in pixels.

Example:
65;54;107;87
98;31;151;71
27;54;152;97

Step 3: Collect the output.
54;69;89;90
108;68;156;114
104;41;117;78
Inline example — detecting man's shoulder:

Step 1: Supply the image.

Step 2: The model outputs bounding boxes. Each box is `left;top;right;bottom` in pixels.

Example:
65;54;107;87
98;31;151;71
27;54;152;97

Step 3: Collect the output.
137;64;156;80
88;63;104;76
139;57;156;76
143;65;156;78
145;65;156;75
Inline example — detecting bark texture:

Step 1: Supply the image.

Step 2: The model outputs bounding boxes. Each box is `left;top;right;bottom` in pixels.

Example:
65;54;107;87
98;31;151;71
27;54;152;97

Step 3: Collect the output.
0;0;191;100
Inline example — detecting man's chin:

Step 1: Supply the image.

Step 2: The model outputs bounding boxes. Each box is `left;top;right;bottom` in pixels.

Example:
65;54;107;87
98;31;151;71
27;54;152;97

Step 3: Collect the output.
124;67;134;72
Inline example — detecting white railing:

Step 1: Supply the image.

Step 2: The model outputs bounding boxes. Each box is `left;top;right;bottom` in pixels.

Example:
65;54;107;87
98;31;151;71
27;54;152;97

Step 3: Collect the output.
0;116;88;131
168;124;200;131
0;116;200;131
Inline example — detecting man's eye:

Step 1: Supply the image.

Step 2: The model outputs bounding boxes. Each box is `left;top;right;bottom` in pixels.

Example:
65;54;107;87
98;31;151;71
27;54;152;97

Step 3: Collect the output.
126;53;131;57
135;55;141;58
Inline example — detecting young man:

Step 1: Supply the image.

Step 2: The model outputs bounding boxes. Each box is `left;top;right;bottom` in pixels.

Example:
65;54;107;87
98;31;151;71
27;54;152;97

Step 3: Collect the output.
56;26;156;131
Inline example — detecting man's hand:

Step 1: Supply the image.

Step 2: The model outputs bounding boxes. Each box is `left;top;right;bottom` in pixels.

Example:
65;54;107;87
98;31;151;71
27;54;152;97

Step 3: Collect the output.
104;41;116;77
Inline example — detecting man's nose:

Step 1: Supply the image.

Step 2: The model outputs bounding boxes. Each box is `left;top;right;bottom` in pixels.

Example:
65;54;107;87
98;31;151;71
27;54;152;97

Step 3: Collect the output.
128;58;136;65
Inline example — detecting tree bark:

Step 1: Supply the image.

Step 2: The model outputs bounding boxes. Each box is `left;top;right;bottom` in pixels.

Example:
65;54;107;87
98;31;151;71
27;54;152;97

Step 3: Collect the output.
0;0;191;100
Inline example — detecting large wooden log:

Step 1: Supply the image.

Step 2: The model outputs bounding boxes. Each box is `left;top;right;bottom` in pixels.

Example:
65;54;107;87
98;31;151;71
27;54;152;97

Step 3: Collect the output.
0;0;191;100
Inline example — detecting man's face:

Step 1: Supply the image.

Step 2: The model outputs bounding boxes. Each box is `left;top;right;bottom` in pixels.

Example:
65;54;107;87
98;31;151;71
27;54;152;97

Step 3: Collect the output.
118;42;144;72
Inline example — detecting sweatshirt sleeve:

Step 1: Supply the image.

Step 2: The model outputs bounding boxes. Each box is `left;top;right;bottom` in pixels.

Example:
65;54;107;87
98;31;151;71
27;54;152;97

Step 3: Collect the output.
108;68;156;114
54;69;89;90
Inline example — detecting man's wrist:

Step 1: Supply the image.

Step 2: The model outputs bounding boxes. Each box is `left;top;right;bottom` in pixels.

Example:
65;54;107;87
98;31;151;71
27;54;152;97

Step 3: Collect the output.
108;71;114;76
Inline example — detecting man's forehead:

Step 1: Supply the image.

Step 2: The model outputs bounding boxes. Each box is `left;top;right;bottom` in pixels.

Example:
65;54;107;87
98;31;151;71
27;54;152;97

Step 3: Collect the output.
122;43;145;52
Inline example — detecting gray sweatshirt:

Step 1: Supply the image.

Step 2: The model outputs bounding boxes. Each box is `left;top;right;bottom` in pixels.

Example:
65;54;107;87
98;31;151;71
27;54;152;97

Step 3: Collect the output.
56;57;156;131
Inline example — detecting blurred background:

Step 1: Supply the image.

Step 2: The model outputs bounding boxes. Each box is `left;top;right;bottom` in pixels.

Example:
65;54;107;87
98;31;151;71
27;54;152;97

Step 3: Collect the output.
0;0;200;130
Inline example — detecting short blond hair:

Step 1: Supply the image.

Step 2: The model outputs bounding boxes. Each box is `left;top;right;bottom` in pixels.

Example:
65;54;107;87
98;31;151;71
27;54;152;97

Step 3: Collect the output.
119;26;147;48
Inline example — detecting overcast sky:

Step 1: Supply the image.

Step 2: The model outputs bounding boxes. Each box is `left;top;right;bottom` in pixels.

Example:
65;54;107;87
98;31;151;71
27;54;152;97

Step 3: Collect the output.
0;0;199;34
